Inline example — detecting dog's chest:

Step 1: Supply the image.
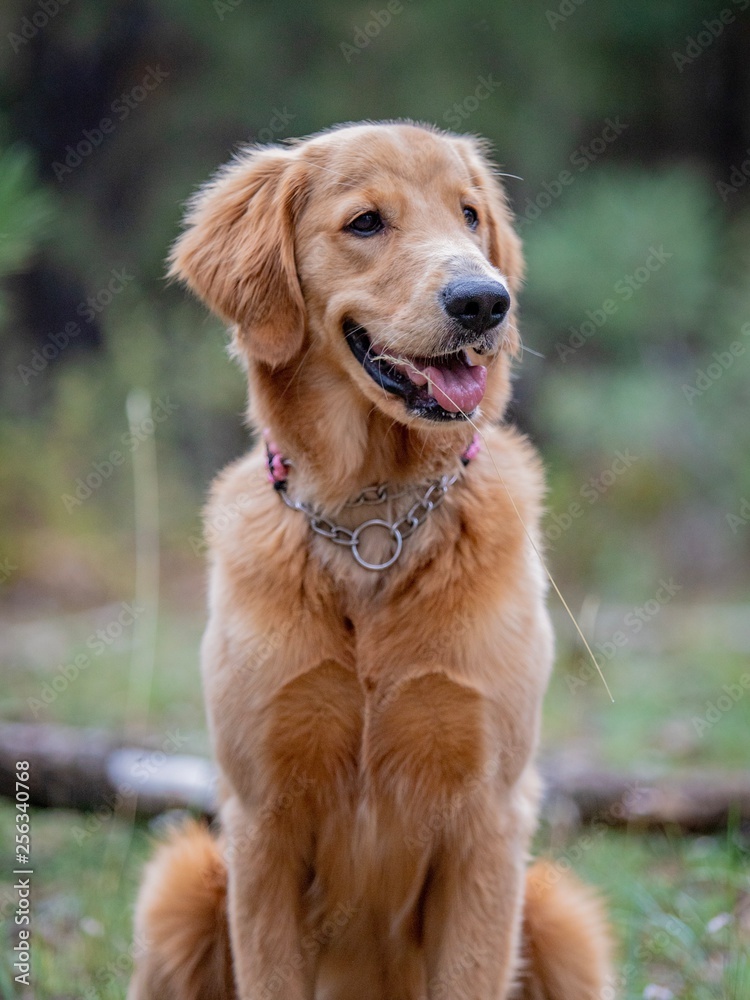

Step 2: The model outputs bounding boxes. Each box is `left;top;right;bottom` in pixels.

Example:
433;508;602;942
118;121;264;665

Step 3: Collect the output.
262;650;493;847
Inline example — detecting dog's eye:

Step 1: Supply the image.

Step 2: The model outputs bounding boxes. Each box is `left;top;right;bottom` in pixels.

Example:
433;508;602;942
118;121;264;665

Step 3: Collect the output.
347;211;384;236
463;206;479;230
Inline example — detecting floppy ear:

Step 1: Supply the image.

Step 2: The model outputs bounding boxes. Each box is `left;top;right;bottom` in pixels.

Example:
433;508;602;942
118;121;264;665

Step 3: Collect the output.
168;147;307;368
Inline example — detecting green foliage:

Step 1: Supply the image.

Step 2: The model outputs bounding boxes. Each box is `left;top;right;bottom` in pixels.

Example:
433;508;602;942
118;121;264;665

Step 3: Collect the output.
0;145;53;321
0;298;247;584
0;0;747;600
523;168;718;358
0;146;53;277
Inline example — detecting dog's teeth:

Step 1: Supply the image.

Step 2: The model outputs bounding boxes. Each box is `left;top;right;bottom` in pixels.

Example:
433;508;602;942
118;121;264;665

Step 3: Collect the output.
465;347;486;367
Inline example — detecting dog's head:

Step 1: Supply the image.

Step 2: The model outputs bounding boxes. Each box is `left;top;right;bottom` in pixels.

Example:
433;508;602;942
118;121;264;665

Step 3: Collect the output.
170;121;523;425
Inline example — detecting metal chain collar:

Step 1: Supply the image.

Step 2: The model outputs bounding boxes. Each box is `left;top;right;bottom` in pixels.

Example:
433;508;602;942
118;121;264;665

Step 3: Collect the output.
279;473;459;571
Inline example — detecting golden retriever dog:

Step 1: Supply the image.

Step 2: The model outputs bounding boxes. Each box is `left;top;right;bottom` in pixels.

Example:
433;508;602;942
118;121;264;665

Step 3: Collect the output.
128;121;614;1000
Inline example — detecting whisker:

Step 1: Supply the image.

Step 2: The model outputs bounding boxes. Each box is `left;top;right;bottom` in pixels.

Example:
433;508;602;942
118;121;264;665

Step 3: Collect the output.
508;323;545;361
520;344;545;359
278;344;315;400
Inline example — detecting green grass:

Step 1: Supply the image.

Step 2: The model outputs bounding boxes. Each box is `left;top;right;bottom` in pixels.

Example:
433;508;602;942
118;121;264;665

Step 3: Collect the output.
0;804;747;999
536;821;750;999
2;598;208;747
0;803;152;1000
544;622;750;772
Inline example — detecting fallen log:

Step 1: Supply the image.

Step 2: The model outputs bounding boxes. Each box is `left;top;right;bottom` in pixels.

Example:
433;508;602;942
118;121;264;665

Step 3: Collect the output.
1;722;748;833
539;759;750;833
0;722;215;817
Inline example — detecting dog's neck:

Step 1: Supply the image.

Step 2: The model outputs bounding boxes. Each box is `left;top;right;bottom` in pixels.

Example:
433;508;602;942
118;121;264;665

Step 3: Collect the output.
249;361;481;510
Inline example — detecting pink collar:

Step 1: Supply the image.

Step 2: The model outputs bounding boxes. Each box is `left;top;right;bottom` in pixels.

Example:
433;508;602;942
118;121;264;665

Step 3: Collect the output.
264;431;480;490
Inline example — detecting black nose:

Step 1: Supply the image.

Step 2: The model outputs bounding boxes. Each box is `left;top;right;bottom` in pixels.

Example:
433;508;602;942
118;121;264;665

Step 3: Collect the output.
442;279;511;334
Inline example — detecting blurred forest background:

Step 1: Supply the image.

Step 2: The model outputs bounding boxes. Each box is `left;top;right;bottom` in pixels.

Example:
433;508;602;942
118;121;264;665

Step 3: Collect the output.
1;0;749;604
1;1;749;997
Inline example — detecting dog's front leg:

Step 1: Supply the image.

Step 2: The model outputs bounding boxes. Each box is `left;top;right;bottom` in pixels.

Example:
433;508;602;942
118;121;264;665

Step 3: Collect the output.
422;817;526;1000
365;669;536;1000
223;796;313;1000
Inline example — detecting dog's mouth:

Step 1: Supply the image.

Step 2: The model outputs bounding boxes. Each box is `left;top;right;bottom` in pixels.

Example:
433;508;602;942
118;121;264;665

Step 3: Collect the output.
343;320;489;421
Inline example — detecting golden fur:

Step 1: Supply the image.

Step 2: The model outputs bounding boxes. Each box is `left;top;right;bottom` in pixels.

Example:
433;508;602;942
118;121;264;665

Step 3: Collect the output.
129;121;615;999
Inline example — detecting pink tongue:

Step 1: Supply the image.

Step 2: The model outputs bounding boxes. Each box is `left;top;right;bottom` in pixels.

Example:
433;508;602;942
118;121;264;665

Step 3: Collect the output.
372;341;488;414
420;363;487;413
